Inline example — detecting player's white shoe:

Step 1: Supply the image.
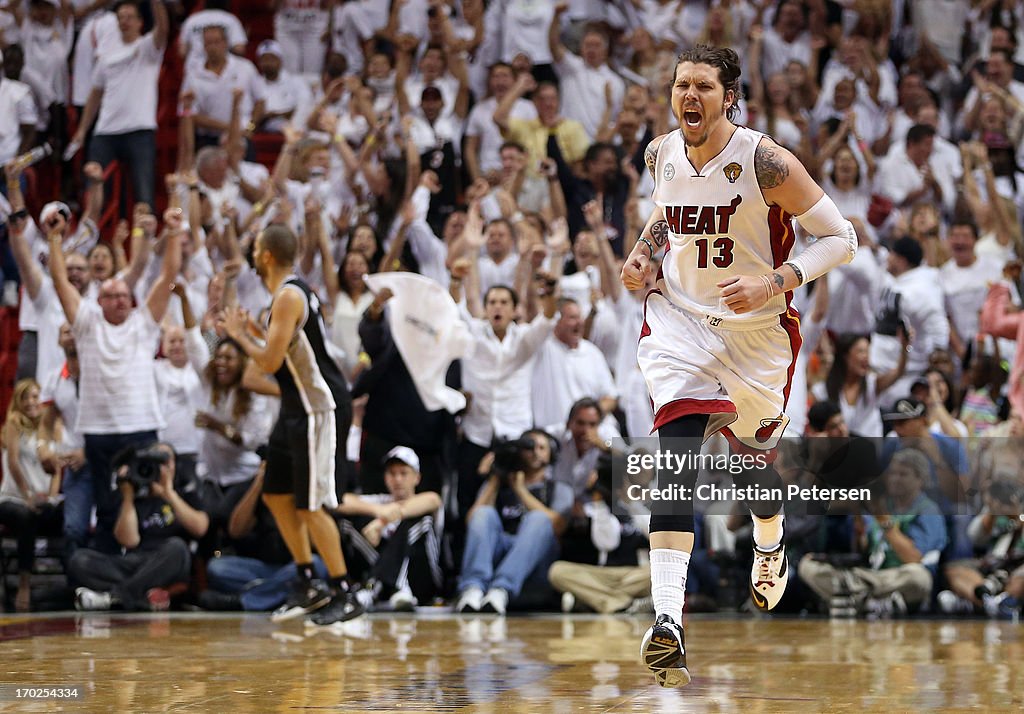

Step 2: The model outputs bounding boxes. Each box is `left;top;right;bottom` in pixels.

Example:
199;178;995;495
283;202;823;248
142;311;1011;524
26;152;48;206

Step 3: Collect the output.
750;536;789;611
640;614;691;688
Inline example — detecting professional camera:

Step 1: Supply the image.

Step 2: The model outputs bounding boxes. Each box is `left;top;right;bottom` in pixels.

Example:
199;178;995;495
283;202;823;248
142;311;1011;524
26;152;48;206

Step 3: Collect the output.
490;436;537;483
112;444;171;496
585;451;615;503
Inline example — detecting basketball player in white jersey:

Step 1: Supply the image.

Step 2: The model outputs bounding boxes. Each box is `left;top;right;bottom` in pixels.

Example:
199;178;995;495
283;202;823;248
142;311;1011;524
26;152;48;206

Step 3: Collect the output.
621;46;857;687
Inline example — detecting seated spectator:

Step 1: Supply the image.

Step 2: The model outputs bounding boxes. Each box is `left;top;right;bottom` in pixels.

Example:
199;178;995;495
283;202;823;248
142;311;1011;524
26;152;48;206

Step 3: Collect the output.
202;466;328;613
799;448;947;616
938;475;1024;618
69;443;209;611
336;447;444;611
553;398;614;501
0;379;63;612
548;453;652;614
454;430;572;615
881;397;968;507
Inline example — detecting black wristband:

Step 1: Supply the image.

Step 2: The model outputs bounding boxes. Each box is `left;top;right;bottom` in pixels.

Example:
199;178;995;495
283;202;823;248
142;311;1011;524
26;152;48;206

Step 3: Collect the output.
785;261;805;285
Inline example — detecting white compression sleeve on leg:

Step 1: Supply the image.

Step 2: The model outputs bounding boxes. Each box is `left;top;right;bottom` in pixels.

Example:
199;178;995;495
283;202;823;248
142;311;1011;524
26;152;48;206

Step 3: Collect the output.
787;194;858;284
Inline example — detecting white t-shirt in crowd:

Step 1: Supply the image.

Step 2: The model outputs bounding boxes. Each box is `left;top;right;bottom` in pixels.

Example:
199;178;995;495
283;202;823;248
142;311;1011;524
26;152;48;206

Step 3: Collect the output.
941;255;1004;343
531;336;618;433
554;52;624;140
0;78;39;164
22;17;73;108
72;11;118;106
92;32;165;135
502;0;555;64
72;301;164;435
40;362;84;451
257;70;313;133
182;54;264;137
465;96;537;175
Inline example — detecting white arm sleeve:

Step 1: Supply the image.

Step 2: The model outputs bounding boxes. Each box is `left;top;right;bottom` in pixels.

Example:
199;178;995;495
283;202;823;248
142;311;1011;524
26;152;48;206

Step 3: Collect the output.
788;194;858;284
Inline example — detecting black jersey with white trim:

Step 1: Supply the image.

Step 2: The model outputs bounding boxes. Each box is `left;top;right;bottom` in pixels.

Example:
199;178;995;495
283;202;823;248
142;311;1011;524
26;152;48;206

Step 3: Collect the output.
270;276;349;416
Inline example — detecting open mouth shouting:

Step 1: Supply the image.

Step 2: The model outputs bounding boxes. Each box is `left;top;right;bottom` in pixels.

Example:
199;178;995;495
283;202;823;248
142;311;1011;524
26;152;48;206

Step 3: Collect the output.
683;107;703;130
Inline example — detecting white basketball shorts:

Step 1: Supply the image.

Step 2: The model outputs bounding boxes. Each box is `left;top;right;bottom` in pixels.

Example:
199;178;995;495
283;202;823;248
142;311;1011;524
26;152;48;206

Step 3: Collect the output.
637;290;802;452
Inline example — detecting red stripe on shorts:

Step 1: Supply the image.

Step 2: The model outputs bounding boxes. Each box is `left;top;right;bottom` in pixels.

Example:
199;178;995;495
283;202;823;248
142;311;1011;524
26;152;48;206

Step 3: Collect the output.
653;398;736;432
780;307;802;409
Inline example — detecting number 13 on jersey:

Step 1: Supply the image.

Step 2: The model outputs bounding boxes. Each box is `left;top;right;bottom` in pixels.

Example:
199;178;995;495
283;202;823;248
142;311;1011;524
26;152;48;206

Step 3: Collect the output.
694;236;735;268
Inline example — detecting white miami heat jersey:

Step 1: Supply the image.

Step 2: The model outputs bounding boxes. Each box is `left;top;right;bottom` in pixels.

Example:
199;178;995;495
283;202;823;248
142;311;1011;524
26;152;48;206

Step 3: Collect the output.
652;126;796;323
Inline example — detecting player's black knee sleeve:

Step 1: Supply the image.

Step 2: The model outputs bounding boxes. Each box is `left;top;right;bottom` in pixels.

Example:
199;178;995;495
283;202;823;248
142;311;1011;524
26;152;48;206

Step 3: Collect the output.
647;414;709;535
650;513;695;534
732;461;784;519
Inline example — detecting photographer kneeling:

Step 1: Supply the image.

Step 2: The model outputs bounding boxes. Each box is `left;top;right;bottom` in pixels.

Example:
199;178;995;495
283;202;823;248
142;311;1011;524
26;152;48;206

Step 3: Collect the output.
69;444;209;611
454;431;573;615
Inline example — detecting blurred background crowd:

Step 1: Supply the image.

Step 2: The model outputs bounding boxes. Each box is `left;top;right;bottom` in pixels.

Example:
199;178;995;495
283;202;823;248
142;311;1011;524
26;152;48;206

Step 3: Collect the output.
0;0;1022;621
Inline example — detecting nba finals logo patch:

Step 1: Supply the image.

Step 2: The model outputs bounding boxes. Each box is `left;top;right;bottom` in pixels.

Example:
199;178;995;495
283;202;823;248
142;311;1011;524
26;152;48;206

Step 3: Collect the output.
755;415;785;443
723;162;742;183
664;163;676;181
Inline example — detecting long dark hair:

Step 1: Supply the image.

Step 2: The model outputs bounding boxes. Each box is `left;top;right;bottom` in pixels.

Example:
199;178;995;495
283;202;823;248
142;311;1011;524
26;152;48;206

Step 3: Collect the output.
204;339;253;423
337;250;370;299
826;333;870;403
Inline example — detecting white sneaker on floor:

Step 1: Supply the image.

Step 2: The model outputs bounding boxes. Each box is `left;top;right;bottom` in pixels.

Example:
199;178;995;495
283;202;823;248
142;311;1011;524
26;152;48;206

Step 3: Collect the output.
480;588;508;615
937;590;974;615
455;586;484;614
389;587;418;612
75;587;113;611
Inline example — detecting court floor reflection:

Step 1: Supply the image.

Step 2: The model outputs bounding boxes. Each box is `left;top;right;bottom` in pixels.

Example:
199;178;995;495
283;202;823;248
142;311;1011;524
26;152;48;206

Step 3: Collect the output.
0;612;1021;712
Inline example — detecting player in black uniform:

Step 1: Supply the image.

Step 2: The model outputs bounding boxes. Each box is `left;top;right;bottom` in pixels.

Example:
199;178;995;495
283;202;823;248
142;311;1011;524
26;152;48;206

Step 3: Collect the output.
223;225;362;626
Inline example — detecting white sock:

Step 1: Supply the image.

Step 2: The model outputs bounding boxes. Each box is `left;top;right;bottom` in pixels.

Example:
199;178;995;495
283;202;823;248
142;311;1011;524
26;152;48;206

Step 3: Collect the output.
650;548;689;624
752;513;784;551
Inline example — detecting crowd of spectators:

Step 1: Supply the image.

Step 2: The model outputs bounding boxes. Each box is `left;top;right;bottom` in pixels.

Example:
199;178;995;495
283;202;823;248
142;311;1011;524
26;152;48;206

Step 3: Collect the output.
0;0;1023;621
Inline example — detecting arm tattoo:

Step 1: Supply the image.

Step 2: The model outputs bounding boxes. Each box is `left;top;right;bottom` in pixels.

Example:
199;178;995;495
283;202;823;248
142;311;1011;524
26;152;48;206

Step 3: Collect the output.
754;142;790;190
650;220;669;247
644;142;659;181
772;272;785;290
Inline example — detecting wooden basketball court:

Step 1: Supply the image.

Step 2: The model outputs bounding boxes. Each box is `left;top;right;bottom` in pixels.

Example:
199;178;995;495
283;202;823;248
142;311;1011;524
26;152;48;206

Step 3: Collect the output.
1;612;1021;712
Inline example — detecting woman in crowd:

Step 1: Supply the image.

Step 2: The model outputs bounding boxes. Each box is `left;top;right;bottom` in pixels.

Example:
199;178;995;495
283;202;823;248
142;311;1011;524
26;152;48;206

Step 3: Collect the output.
814;333;909;437
0;379;63;612
331;250;375;382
